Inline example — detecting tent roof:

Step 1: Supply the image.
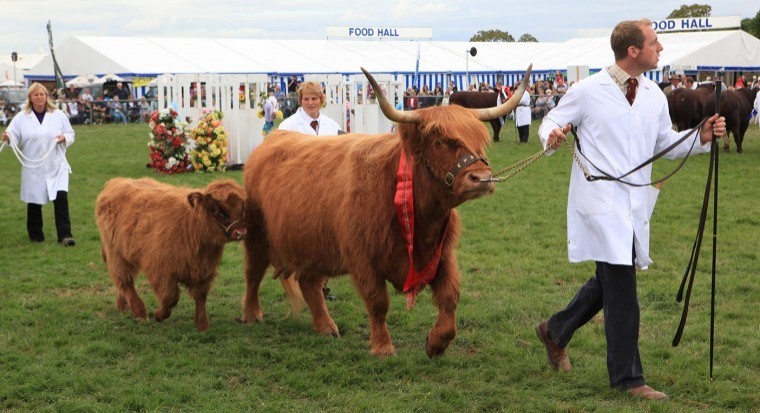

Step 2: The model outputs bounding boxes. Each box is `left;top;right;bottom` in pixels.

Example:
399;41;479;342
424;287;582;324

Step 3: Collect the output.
24;30;760;81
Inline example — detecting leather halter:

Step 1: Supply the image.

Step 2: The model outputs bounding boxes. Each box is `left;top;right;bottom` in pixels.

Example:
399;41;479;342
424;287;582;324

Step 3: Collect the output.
425;153;489;189
213;215;246;240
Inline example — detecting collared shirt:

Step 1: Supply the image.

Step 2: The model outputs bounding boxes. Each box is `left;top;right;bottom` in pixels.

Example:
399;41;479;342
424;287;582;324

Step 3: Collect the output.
607;63;641;96
278;107;342;136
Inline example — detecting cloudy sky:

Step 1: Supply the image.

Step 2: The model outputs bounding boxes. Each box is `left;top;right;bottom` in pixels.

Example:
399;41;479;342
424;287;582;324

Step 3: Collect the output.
0;0;757;54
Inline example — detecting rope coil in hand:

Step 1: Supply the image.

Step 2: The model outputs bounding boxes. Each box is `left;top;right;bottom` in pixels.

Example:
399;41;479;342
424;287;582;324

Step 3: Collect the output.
0;132;63;169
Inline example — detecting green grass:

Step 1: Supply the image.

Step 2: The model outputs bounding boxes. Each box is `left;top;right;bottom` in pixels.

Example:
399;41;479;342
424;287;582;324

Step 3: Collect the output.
1;121;758;412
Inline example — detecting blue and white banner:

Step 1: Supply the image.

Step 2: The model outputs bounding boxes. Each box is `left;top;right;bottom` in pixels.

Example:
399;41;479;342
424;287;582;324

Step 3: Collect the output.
652;15;740;33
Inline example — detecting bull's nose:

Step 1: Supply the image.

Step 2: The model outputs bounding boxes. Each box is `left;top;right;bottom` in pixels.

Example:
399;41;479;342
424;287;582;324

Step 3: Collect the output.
233;228;248;240
468;170;492;184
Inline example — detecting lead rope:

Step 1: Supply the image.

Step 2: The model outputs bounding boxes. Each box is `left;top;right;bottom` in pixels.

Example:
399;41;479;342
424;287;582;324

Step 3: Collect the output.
491;114;703;186
672;81;721;382
1;135;62;169
487;137;597;183
487;148;547;182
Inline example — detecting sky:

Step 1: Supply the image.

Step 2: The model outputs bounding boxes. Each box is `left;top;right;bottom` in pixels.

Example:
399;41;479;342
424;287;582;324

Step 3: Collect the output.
0;0;757;55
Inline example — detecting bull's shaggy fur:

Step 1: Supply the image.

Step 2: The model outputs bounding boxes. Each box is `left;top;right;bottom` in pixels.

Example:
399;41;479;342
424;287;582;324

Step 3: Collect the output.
241;104;501;357
95;177;247;331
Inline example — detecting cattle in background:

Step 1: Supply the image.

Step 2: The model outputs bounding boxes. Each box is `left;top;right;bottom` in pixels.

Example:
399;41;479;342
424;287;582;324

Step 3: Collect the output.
449;91;510;142
703;87;758;153
240;65;532;357
96;178;247;331
667;84;714;131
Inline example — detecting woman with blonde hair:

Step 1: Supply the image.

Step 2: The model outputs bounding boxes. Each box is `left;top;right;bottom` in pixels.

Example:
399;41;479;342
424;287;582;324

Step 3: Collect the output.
278;81;341;136
1;83;76;246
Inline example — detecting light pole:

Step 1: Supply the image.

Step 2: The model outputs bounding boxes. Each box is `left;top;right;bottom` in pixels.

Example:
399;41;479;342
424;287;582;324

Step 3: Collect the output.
11;52;18;85
465;47;477;91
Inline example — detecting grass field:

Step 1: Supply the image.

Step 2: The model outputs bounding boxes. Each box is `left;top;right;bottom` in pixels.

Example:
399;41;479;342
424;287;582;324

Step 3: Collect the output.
1;119;758;412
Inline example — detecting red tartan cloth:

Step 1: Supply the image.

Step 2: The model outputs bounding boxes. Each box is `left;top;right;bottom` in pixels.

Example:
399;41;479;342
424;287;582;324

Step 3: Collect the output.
394;147;449;309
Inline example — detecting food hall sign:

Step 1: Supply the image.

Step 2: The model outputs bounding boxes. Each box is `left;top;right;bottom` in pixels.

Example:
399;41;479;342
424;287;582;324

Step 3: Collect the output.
652;15;740;33
326;26;432;40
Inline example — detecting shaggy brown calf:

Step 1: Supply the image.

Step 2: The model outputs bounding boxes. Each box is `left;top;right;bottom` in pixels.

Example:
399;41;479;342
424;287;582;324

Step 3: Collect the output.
95;177;247;331
241;66;531;357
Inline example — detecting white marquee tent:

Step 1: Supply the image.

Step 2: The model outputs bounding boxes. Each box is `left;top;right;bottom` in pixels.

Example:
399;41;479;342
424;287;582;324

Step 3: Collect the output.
24;30;760;92
20;30;760;166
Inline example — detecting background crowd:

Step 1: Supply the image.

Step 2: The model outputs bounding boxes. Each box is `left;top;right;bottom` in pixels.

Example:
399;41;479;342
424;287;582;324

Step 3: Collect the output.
0;82;157;127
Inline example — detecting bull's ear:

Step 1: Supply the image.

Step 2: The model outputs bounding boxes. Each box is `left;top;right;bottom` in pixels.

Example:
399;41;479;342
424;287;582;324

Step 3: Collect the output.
187;192;205;208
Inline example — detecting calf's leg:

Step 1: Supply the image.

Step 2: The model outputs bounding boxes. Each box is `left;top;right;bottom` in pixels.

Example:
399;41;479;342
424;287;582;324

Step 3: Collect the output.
107;254;147;319
188;280;212;332
150;275;181;323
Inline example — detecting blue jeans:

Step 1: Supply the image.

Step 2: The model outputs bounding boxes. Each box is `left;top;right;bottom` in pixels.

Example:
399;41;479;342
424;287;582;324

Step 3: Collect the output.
112;110;127;124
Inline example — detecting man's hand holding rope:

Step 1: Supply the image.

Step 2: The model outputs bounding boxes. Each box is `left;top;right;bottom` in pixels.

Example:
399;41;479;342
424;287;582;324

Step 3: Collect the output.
699;114;726;144
545;124;572;151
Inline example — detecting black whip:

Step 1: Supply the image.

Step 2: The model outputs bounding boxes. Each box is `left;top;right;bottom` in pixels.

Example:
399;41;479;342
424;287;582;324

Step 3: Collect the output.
672;80;721;381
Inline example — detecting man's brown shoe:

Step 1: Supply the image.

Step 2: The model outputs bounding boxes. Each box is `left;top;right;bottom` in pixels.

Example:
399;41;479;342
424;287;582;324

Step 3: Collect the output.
627;385;668;400
535;321;571;372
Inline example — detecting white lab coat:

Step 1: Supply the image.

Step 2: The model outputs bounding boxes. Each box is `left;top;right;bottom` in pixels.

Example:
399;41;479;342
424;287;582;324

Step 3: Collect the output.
277;107;342;136
514;91;532;127
6;109;74;204
539;70;710;268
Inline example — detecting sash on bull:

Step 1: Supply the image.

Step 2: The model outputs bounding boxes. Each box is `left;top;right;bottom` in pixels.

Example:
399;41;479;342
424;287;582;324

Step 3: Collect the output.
240;65;532;357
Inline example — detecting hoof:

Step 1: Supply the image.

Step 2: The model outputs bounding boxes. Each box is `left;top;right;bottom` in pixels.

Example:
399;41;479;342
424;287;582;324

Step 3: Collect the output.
116;296;128;312
240;308;263;323
370;343;396;357
153;310;171;323
315;323;340;338
425;336;449;358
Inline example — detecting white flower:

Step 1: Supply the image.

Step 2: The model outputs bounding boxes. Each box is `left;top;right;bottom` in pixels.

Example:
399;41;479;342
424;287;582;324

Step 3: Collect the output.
165;156;178;170
185;138;197;153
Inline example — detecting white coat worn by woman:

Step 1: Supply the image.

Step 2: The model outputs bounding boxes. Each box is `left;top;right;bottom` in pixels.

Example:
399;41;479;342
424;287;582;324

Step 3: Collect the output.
514;90;532;143
2;83;76;246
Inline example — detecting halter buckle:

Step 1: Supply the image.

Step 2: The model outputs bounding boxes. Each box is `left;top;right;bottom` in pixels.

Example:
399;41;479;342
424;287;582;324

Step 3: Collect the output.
444;172;455;187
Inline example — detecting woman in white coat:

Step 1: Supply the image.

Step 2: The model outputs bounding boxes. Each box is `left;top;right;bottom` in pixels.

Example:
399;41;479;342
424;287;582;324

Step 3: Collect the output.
514;87;532;143
278;81;342;136
274;80;342;301
2;83;76;246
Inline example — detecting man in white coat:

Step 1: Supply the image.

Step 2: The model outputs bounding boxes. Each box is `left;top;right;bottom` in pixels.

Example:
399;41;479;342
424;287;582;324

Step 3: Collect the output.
2;83;76;246
534;19;725;400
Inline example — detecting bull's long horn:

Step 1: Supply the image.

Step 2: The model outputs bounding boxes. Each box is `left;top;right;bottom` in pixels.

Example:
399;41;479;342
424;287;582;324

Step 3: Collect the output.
475;64;533;121
361;67;420;124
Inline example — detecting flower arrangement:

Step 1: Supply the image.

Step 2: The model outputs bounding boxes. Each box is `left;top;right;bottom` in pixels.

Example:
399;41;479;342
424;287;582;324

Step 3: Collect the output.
148;108;191;174
257;91;268;118
189;110;229;172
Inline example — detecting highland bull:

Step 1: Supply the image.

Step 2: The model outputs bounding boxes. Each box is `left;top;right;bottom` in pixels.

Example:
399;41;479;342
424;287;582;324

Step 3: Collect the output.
240;65;532;357
96;178;247;331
